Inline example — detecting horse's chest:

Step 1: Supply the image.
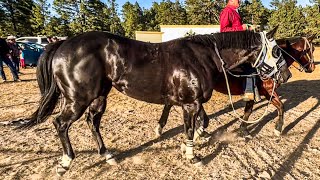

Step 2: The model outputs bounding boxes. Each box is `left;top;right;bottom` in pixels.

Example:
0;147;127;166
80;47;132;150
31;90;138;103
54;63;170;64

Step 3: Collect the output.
167;69;202;103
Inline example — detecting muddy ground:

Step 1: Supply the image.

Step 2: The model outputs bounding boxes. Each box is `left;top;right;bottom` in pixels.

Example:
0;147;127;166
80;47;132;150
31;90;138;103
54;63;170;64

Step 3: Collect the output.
0;49;320;179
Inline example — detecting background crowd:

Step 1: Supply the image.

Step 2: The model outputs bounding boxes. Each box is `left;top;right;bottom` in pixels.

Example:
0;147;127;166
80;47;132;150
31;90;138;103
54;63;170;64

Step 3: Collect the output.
0;35;61;83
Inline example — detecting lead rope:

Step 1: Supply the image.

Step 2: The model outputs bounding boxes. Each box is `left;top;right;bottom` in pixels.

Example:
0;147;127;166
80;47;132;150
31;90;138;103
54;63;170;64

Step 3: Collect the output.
214;43;277;124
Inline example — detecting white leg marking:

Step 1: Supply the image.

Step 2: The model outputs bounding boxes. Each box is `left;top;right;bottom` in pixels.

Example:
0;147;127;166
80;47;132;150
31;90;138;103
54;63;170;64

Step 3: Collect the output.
60;154;72;168
180;142;186;153
193;126;204;141
274;129;281;137
104;152;118;166
155;123;163;137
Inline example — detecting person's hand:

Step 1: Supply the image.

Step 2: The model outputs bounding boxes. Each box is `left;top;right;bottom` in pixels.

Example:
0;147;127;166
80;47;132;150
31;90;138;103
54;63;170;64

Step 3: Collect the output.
242;24;248;30
243;24;255;31
6;54;12;60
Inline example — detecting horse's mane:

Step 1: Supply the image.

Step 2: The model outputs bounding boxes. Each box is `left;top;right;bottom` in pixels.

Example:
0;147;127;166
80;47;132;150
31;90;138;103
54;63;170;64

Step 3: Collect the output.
184;31;261;50
276;36;303;45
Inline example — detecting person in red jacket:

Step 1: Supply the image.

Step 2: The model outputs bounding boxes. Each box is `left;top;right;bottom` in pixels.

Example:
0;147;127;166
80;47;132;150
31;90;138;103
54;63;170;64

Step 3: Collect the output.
219;0;259;102
220;0;252;32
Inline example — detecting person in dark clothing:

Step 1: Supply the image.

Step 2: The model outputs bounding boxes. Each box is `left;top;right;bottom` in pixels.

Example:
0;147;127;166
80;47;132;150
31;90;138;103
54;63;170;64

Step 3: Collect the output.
0;38;20;82
7;35;21;73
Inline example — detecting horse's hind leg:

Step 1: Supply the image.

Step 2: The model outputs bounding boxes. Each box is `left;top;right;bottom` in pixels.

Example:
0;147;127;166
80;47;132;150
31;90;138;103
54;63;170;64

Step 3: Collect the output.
85;94;117;165
53;100;88;176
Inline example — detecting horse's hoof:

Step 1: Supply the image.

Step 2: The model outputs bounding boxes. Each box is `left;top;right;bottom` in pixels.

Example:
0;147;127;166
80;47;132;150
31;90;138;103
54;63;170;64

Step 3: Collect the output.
274;129;281;137
190;156;204;167
199;131;211;142
239;128;250;137
105;153;118;166
56;165;68;176
155;124;162;137
106;157;118;166
180;143;186;153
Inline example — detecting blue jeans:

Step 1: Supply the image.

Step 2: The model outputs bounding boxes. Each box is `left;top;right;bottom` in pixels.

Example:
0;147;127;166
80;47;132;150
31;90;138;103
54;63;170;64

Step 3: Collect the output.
0;55;19;81
12;56;20;72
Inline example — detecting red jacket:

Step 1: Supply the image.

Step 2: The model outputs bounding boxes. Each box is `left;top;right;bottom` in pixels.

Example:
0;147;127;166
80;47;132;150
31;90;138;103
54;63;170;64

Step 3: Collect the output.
220;5;244;32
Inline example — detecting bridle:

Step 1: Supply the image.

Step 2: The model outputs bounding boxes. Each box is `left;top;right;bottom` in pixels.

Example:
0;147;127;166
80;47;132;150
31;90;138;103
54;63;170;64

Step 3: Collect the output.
278;37;314;72
252;32;287;82
214;32;284;124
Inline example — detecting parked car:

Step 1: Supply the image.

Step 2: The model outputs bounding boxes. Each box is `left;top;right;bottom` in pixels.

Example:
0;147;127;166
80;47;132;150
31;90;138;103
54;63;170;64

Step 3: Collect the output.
16;36;49;46
16;42;44;67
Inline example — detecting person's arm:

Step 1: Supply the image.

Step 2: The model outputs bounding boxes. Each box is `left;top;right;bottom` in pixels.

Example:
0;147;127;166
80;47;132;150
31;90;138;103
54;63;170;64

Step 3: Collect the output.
220;10;245;32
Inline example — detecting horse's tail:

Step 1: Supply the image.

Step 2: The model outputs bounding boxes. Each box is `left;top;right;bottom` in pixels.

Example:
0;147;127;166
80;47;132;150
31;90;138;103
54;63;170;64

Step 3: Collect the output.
19;41;64;129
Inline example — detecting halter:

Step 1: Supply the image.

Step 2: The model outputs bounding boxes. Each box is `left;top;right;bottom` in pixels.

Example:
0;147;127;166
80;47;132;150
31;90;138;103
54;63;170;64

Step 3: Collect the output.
300;37;314;69
213;31;283;124
278;37;314;72
253;32;287;82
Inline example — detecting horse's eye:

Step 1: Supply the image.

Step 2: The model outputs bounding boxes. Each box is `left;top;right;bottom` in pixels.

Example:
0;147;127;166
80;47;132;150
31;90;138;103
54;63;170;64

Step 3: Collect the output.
272;46;281;58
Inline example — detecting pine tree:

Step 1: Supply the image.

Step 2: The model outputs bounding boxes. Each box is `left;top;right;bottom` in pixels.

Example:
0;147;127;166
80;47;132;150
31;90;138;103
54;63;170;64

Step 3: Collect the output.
185;0;225;25
107;0;124;35
53;0;81;35
144;4;158;31
241;0;270;30
303;3;320;43
82;0;111;32
268;0;305;38
121;2;144;38
0;0;34;36
30;0;50;36
152;0;187;27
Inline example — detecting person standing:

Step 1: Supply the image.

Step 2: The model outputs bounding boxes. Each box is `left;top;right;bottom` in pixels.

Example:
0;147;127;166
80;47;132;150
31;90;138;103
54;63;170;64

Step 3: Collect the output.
220;0;252;32
7;35;21;73
219;0;258;101
0;37;20;82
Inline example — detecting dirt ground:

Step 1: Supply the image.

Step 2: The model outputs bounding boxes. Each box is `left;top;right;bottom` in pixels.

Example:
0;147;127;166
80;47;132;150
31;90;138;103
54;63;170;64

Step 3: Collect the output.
0;48;320;179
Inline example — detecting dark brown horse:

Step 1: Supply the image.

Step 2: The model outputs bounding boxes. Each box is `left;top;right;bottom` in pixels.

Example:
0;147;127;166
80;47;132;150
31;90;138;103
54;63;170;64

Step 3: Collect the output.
155;35;316;139
19;29;291;176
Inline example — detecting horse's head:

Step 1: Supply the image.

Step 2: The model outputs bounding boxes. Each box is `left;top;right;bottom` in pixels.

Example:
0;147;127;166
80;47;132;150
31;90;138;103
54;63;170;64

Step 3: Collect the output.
210;28;291;83
279;35;316;73
252;27;291;84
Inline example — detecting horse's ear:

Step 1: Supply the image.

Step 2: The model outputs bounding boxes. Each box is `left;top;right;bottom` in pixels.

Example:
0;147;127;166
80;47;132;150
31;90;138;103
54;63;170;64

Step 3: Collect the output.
307;34;317;42
285;40;291;49
266;26;279;40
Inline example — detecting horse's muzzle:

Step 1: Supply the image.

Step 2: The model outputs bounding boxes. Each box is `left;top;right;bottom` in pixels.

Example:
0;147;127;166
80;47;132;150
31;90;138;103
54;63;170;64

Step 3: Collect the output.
306;63;316;73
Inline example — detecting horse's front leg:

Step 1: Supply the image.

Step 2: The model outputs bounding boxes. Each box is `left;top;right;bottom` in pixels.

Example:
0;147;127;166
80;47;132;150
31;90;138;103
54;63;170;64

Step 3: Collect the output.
239;100;255;136
265;92;284;136
182;102;203;166
157;104;210;141
155;104;173;137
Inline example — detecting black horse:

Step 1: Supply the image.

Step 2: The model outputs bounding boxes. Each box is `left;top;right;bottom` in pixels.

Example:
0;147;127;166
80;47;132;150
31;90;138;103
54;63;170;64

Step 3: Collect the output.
155;35;316;140
20;28;291;176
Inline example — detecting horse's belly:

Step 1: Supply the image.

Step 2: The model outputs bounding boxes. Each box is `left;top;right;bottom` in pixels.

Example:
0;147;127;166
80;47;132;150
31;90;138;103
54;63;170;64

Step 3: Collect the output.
112;78;165;104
